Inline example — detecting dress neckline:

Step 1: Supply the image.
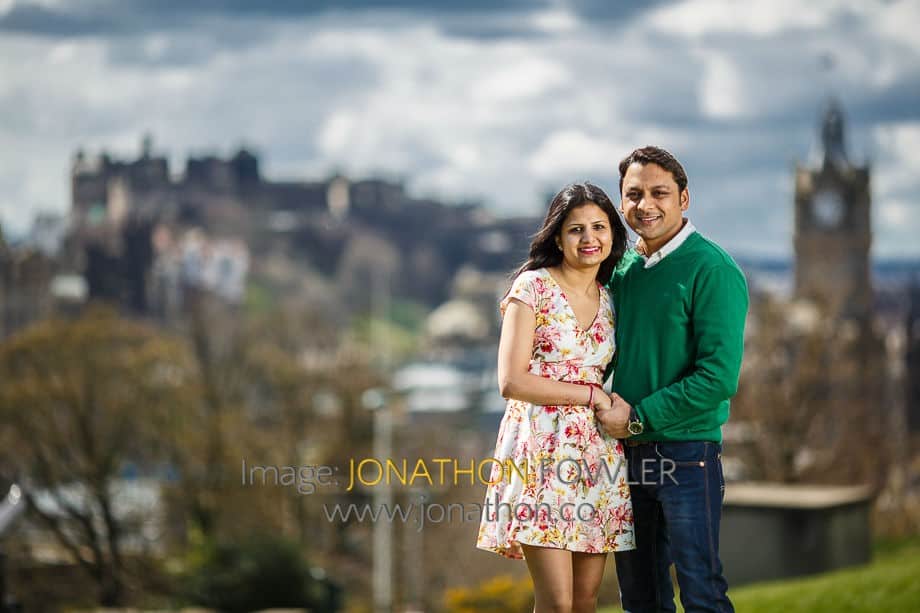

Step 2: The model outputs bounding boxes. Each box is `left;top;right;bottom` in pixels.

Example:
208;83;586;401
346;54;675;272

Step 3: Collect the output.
542;268;603;333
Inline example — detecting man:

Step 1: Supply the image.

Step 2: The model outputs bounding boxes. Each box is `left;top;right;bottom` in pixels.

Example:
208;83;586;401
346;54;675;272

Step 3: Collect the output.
596;146;748;612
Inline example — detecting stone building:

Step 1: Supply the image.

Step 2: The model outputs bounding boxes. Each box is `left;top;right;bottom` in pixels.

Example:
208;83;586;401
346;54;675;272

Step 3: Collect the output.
906;281;920;434
732;99;888;484
0;231;55;340
794;98;872;320
66;136;537;317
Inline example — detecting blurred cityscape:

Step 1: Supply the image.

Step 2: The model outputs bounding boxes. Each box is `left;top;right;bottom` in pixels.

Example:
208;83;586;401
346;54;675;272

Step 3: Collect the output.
0;100;918;611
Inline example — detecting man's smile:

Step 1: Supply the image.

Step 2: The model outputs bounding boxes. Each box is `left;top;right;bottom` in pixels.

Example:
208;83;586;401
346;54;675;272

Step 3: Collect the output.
635;214;662;229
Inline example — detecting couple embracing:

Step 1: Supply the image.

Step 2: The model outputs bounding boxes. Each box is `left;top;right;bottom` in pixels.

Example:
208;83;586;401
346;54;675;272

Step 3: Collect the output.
476;146;749;613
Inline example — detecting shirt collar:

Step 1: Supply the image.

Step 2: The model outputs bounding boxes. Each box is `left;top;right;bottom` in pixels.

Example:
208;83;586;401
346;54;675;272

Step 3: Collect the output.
640;219;696;269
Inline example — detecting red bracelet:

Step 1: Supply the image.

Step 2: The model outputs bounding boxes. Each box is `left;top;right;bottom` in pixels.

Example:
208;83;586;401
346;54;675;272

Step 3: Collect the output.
574;381;602;409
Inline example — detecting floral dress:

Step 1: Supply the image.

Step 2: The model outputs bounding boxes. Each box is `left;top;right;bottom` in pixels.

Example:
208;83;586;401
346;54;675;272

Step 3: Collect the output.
476;268;635;559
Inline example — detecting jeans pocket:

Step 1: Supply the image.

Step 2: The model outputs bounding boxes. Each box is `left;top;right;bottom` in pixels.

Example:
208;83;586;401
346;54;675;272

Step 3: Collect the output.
654;441;709;467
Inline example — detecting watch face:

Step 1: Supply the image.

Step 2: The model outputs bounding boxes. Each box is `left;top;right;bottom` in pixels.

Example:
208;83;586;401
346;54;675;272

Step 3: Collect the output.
812;190;844;228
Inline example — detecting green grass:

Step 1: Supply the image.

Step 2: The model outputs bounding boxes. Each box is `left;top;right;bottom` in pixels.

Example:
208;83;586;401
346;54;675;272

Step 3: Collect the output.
600;537;920;612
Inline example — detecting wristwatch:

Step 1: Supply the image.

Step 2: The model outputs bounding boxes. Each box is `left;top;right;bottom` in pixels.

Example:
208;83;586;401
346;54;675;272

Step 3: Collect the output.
627;407;644;436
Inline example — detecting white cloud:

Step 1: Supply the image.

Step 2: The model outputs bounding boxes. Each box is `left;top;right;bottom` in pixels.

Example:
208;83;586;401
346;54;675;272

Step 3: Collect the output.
446;142;481;169
8;0;70;10
878;199;911;227
873;121;920;197
867;121;920;257
645;0;860;38
529;7;580;34
0;3;918;258
873;196;919;258
317;112;358;157
528;130;630;177
698;52;745;119
873;0;920;54
141;35;170;61
472;55;568;104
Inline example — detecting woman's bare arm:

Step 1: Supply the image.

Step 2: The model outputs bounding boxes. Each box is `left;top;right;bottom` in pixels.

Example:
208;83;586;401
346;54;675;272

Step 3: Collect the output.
497;299;611;411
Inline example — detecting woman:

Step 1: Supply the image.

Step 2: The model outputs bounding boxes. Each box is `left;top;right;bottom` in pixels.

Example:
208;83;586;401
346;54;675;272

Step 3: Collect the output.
476;182;634;613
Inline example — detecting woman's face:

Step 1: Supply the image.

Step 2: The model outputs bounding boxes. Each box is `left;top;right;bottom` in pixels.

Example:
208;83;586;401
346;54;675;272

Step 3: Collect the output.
555;202;613;270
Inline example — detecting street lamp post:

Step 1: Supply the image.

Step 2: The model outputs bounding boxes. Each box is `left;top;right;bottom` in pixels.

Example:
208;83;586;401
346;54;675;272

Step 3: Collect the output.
366;249;398;613
362;388;393;613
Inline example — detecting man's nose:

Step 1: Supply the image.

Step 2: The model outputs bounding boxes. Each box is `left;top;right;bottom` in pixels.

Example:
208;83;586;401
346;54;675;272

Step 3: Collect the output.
636;195;653;211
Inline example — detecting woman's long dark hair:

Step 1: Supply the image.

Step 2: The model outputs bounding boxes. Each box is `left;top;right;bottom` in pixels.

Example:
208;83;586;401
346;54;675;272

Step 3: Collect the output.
509;182;628;285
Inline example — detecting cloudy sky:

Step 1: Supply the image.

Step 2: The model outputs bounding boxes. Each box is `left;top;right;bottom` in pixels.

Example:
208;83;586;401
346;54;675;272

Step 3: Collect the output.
1;0;918;258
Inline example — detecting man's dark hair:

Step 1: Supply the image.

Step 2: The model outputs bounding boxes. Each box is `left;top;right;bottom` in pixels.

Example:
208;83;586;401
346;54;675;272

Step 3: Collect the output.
618;146;688;194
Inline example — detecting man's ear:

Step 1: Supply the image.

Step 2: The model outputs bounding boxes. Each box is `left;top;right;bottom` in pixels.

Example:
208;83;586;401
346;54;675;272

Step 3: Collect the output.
680;188;690;211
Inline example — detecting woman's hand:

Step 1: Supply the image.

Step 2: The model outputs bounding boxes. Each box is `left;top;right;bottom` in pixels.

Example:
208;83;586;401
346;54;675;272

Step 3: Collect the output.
595;407;618;437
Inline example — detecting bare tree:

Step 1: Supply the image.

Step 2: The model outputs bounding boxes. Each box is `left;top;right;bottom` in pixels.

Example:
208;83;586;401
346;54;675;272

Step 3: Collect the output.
0;304;195;605
733;295;887;485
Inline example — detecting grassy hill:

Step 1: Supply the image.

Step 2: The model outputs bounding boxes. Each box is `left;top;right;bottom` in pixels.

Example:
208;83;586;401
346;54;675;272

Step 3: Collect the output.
600;536;920;612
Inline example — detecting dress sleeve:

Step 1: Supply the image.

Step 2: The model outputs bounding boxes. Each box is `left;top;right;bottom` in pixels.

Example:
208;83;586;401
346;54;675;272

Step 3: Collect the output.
499;271;539;317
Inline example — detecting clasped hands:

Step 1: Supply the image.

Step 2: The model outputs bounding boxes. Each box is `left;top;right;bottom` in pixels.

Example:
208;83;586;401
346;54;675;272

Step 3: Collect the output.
591;389;632;439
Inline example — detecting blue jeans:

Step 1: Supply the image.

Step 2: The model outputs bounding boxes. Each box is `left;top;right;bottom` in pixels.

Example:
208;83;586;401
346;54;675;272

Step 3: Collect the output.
614;441;733;613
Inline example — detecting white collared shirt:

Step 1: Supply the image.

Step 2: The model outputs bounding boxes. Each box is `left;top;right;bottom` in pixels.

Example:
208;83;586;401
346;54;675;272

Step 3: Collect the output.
641;219;696;268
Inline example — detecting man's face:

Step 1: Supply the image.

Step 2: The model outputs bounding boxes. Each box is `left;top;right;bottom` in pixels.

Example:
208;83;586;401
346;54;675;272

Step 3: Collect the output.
620;162;689;254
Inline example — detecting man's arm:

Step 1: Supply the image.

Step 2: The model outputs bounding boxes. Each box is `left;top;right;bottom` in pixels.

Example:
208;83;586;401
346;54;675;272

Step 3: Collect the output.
633;263;749;431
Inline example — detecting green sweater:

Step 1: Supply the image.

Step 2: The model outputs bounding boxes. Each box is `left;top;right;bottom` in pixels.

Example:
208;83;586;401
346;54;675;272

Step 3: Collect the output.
605;232;749;442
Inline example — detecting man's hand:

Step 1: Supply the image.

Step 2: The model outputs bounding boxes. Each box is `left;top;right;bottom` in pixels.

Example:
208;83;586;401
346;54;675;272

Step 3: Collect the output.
591;387;612;412
596;392;631;438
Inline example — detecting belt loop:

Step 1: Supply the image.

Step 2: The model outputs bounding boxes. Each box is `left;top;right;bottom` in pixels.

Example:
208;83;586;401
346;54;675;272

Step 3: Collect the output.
625;439;654;448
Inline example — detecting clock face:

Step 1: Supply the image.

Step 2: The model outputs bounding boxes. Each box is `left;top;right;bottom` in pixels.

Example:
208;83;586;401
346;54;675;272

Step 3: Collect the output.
812;190;844;228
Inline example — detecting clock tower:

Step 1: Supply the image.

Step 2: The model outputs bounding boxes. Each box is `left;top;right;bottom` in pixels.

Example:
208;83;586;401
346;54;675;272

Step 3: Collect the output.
786;99;885;485
793;99;872;319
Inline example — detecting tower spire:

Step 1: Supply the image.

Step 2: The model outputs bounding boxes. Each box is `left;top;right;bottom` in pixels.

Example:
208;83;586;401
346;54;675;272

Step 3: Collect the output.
819;97;848;169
